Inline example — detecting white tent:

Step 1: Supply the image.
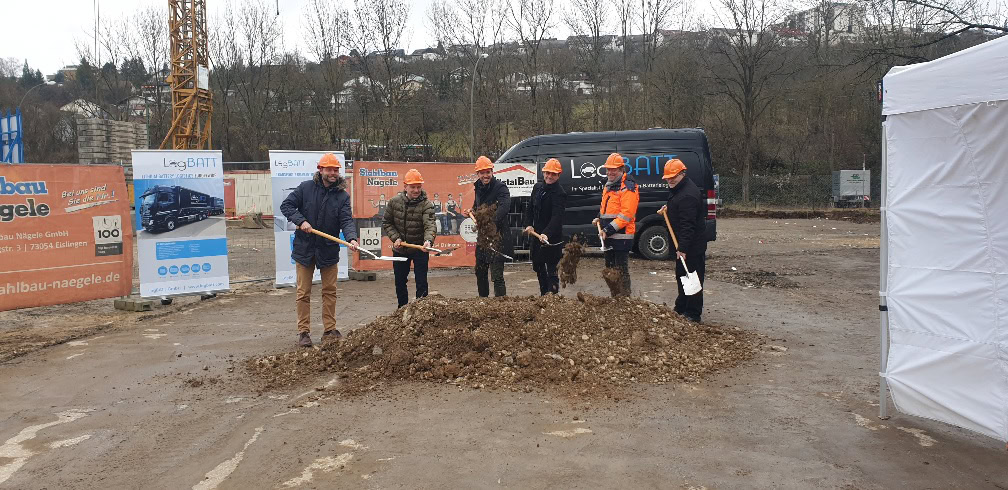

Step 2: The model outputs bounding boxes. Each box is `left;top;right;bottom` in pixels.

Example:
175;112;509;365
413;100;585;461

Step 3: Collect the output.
880;34;1008;442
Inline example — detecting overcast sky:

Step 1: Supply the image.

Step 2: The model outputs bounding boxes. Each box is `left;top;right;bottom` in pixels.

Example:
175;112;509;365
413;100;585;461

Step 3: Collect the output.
8;0;721;76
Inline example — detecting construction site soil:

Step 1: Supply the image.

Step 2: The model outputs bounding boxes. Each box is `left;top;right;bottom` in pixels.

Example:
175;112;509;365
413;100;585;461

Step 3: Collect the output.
247;294;760;398
7;218;1008;488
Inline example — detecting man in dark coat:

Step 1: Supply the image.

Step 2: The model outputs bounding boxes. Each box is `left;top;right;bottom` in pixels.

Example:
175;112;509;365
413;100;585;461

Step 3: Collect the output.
470;155;511;297
659;158;707;322
280;153;359;347
523;158;567;295
383;168;437;308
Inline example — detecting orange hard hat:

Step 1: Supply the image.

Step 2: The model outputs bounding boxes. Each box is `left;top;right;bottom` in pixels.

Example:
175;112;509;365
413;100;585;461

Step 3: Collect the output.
474;155;494;172
317;153;341;169
662;158;687;179
543;158;562;174
603;153;625;169
404;168;424;185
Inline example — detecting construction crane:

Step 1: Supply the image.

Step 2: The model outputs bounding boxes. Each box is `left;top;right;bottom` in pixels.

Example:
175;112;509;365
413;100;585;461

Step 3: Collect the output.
160;0;213;150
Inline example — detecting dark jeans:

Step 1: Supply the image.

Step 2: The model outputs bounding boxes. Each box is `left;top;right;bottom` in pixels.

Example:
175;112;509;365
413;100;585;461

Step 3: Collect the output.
674;247;706;321
393;250;429;308
604;249;631;297
475;257;506;297
532;248;560;296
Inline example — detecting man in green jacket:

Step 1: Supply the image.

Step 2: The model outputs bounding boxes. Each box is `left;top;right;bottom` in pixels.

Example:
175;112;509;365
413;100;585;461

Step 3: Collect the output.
383;168;437;308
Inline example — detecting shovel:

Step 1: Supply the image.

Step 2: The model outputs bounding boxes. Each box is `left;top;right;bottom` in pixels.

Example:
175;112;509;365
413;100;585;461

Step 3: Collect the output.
309;228;407;262
524;228;564;247
658;209;702;296
400;241;455;256
594;220;613;252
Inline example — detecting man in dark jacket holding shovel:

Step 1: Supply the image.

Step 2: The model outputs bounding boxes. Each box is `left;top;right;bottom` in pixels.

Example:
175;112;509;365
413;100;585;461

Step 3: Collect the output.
469;155;511;297
659;159;707;322
383;168;437;308
280;153;359;347
524;158;567;295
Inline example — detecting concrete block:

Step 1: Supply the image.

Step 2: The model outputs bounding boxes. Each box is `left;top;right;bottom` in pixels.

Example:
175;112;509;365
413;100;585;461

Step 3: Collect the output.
349;271;377;281
114;297;154;311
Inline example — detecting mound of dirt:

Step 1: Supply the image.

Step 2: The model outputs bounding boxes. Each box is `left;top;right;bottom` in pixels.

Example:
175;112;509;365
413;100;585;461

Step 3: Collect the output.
247;294;760;398
558;238;584;288
472;204;500;249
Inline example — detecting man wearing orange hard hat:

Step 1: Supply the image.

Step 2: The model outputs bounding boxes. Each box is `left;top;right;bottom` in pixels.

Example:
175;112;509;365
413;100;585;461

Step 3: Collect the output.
593;152;639;296
383;168;437;308
468;155;511;297
280;152;359;348
658;158;706;322
523;158;567;295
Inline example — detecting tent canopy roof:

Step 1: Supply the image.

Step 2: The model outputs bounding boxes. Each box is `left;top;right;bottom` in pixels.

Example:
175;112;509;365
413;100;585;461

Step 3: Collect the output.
882;35;1008;116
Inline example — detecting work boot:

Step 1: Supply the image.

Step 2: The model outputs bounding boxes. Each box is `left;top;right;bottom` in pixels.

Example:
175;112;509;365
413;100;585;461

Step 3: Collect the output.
321;329;342;343
298;332;312;348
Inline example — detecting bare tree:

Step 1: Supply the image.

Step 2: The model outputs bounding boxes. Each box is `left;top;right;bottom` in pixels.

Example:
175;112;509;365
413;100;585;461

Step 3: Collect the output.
638;0;681;124
566;0;610;130
509;0;556;134
209;0;283;160
351;0;411;159
303;0;352;147
123;5;169;148
708;0;791;202
611;0;636;127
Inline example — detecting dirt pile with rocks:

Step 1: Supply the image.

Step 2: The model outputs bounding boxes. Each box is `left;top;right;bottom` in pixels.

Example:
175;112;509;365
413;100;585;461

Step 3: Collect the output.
247;294;760;398
557;238;584;287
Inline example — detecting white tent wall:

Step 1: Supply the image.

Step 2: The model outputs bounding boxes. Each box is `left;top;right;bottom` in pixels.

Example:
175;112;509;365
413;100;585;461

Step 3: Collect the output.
881;84;1008;440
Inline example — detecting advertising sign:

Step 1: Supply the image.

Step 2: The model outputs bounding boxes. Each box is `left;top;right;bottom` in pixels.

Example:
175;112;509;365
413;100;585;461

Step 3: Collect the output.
353;162;477;271
0;164;132;311
493;162;537;197
269;150;348;286
132;150;229;298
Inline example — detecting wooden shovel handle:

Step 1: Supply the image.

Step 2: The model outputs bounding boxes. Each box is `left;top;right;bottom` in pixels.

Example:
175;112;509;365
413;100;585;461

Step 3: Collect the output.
399;242;427;251
595;220;604;235
525;228;544;240
309;228;353;247
658;208;681;251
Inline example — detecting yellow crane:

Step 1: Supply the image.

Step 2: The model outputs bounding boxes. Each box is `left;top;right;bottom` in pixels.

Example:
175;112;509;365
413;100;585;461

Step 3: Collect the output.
160;0;212;150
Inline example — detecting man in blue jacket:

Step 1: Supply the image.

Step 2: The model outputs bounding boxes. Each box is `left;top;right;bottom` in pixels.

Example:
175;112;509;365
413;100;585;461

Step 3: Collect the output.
280;153;359;347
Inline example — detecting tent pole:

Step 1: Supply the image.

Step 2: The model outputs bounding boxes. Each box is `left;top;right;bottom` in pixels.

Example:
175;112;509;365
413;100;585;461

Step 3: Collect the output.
879;116;891;420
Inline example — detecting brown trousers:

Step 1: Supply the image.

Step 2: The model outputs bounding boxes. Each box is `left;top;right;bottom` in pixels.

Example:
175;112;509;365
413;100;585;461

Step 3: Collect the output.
295;261;340;334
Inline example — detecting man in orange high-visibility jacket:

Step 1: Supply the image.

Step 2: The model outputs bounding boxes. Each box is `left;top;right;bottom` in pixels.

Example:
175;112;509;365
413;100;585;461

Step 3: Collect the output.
593;152;639;296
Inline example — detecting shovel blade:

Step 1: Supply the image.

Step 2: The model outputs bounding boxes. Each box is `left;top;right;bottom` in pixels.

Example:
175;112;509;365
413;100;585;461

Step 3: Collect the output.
680;273;702;295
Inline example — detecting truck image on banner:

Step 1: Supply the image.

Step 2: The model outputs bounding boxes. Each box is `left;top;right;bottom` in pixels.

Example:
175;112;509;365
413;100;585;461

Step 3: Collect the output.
132;150;229;298
138;185;213;232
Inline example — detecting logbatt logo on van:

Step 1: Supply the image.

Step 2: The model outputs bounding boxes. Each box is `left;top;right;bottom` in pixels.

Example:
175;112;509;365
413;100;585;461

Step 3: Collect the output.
570;154;680;179
0;177;49;195
163;157;218;171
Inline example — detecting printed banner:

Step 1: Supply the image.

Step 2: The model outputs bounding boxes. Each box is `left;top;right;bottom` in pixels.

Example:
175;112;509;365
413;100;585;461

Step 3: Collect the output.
353;161;477;271
132;150;229;297
0;164;132;311
494;162;537;197
269;150;348;286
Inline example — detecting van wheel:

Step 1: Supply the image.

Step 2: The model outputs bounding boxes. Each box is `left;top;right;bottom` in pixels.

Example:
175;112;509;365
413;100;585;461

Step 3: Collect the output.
166;220;176;231
638;225;671;261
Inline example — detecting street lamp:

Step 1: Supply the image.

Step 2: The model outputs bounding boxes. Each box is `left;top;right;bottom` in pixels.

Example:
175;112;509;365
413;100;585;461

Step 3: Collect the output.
469;52;489;162
18;81;55;109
